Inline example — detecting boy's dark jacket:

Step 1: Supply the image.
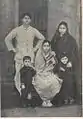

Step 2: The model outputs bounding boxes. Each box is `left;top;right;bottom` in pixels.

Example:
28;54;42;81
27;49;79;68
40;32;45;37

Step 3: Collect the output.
20;66;36;85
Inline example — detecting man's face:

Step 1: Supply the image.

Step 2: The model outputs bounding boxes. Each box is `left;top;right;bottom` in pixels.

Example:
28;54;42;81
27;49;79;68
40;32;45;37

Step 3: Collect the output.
24;59;31;67
22;15;31;25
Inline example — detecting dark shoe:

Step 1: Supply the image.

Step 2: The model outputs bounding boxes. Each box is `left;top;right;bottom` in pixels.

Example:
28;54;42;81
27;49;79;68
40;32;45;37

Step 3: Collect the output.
64;99;68;105
22;103;27;108
69;98;75;105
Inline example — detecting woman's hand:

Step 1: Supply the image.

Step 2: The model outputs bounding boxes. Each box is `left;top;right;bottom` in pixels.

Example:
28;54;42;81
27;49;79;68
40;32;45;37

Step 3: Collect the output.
55;73;59;77
51;57;56;65
58;78;63;84
51;51;56;57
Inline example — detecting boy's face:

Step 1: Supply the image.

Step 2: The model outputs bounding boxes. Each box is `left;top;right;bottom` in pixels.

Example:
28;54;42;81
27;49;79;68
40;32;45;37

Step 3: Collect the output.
61;56;68;64
24;59;31;67
22;15;31;25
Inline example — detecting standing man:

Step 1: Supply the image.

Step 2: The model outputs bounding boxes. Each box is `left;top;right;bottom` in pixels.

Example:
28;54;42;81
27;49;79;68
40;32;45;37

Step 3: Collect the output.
5;13;45;94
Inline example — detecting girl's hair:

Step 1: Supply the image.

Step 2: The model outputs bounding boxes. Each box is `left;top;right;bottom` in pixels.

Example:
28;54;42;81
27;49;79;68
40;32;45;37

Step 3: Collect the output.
42;40;51;46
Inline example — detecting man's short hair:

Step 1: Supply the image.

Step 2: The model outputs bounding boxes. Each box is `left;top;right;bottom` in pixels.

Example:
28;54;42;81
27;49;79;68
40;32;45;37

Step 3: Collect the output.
21;13;32;19
23;56;31;62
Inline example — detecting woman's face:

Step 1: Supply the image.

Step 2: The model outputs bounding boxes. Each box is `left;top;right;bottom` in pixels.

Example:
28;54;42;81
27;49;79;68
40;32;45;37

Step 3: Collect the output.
42;42;50;53
59;24;67;35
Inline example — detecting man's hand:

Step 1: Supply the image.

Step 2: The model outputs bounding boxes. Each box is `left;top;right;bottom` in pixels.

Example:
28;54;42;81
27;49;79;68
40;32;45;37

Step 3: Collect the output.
12;48;16;53
9;48;16;58
10;48;16;54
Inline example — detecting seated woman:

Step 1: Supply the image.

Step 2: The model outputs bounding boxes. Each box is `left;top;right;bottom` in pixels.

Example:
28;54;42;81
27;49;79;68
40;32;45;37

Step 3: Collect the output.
32;40;62;107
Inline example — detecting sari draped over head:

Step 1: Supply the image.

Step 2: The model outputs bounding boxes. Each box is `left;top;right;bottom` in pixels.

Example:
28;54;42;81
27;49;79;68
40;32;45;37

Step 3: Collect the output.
32;48;62;101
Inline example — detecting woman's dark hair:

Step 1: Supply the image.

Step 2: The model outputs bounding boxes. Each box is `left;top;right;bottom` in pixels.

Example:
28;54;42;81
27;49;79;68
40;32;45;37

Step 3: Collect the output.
42;40;51;46
23;56;31;62
21;13;32;19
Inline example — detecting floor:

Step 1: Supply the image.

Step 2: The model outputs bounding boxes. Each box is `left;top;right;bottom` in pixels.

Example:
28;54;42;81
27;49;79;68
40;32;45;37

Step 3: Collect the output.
1;81;82;117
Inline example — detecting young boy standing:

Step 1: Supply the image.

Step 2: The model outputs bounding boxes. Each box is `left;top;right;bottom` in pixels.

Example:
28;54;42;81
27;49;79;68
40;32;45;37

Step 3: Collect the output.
20;56;36;107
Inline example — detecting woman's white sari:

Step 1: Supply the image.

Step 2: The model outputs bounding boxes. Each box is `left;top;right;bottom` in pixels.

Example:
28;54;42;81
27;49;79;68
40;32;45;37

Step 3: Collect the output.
33;49;62;101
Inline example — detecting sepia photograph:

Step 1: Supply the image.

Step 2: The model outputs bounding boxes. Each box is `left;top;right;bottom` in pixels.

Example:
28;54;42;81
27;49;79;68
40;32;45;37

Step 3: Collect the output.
0;0;82;117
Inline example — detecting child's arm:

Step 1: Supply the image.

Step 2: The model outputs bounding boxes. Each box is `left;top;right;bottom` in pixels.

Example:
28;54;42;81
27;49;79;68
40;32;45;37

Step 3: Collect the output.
20;69;25;89
28;63;36;76
59;62;66;72
31;68;36;76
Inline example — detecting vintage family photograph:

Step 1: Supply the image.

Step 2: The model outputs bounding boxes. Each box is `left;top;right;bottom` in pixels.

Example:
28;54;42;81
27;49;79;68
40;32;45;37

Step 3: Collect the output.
0;0;82;117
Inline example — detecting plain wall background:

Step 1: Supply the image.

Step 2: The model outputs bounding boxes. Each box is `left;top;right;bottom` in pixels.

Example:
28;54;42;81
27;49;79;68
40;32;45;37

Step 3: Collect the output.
0;0;81;82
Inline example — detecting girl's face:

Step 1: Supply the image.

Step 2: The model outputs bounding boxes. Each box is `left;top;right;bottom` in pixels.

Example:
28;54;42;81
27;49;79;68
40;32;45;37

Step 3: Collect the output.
42;42;50;53
59;24;67;35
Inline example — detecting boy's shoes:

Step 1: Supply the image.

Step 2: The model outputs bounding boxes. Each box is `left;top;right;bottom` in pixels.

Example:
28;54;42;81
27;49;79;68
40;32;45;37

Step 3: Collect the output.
64;98;75;105
69;98;75;105
27;93;32;100
64;99;68;105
